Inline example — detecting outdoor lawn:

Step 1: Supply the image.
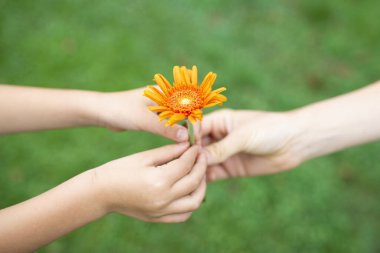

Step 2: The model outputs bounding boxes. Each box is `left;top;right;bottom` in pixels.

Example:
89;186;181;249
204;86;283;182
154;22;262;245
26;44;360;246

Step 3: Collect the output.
1;0;379;252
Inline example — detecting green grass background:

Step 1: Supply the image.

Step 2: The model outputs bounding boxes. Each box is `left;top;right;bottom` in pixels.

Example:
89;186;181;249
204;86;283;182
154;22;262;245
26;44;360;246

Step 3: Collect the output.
1;0;380;252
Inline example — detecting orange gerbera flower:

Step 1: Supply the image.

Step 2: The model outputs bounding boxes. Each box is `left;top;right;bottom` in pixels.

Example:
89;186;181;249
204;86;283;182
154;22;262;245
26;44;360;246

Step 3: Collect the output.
144;66;227;126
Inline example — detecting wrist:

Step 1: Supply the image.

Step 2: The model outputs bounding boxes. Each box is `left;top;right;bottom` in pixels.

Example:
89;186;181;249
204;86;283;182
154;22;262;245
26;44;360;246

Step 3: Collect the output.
73;90;105;127
77;169;110;217
288;105;338;163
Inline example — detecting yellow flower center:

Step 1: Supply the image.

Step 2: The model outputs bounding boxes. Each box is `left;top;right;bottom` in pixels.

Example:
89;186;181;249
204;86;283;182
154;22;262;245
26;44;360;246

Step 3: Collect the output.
167;86;203;115
180;97;192;105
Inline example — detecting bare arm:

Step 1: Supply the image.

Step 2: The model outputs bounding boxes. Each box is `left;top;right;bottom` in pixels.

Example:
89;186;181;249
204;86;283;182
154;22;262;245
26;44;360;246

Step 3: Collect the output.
0;85;188;141
201;80;380;181
0;144;206;252
0;85;98;134
293;80;380;162
0;171;104;253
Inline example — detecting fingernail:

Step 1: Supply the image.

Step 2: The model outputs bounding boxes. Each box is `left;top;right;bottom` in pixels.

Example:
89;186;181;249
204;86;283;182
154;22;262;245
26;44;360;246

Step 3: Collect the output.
177;128;188;141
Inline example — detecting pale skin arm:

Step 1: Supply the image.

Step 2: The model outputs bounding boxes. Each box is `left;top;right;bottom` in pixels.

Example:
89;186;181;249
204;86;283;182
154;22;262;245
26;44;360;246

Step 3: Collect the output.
0;85;188;141
202;80;380;181
0;144;207;252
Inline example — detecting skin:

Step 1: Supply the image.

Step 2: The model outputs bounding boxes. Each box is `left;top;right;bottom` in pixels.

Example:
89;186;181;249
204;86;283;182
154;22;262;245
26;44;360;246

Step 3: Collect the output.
0;85;206;253
0;85;189;140
203;80;380;181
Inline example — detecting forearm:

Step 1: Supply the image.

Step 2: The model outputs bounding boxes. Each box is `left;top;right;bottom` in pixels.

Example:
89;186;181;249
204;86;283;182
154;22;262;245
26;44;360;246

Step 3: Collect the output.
293;80;380;162
0;170;106;253
0;85;100;134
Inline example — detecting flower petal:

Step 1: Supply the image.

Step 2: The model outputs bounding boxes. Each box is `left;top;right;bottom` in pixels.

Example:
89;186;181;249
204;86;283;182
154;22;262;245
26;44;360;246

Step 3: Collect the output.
215;94;227;102
212;87;226;94
191;65;198;86
165;113;186;126
188;115;197;124
191;109;203;120
143;89;166;105
181;66;191;85
204;92;217;105
154;74;172;96
148;106;170;113
204;101;222;108
159;111;174;121
200;72;217;93
173;66;182;86
147;85;167;98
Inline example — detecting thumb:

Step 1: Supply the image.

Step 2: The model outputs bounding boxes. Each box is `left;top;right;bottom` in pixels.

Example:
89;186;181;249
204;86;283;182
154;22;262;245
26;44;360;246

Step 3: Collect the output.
205;129;245;165
141;110;189;142
152;122;189;142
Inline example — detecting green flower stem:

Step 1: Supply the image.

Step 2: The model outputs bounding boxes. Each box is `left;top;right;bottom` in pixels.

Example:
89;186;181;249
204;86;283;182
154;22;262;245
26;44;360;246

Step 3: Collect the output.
187;119;195;145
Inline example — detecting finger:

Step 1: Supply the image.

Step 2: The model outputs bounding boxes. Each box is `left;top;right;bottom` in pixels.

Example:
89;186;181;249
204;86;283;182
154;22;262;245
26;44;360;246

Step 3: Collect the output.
135;142;189;166
171;153;207;197
205;129;245;165
206;165;230;182
163;145;200;182
201;109;232;139
201;136;214;146
149;212;193;223
202;109;257;138
164;177;206;214
141;108;189;142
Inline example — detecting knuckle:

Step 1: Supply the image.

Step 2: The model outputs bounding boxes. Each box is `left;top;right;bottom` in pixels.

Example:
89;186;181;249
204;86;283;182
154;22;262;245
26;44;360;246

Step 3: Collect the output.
190;199;201;210
173;214;191;223
219;108;233;116
182;213;192;222
189;178;200;190
151;199;167;210
212;144;226;160
148;176;168;192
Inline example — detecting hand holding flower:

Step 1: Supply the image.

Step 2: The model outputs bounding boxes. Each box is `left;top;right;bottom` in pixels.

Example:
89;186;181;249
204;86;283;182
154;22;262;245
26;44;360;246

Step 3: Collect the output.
93;143;207;223
94;87;189;142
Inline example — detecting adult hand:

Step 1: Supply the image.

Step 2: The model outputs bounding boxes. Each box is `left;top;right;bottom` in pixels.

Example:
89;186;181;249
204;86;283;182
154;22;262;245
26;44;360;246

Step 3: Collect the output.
202;109;303;182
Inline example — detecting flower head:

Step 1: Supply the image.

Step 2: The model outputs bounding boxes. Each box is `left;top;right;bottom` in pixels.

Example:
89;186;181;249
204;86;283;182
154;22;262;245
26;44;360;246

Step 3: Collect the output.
144;66;227;126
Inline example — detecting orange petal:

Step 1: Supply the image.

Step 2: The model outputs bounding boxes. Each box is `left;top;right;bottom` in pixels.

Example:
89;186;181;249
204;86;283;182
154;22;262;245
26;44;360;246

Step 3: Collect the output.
204;92;217;105
204;101;222;108
191;65;198;86
159;111;174;121
154;74;172;96
192;109;202;116
212;87;226;94
173;66;182;86
188;115;197;124
191;109;203;121
188;69;193;85
200;72;213;90
143;89;166;105
148;106;170;113
200;72;217;93
203;73;217;93
165;113;186;126
181;66;191;85
147;85;166;98
215;94;227;102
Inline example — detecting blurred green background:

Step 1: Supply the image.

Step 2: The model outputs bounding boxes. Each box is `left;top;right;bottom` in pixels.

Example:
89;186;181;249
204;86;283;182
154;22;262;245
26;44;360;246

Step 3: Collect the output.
1;0;380;252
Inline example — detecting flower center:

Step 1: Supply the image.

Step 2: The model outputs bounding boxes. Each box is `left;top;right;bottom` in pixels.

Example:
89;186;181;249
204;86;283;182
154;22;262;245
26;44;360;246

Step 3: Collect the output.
180;97;192;105
167;86;202;114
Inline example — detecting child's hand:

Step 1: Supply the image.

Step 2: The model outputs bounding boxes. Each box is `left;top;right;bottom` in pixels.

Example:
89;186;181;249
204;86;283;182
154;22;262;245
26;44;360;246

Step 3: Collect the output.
93;143;206;223
94;88;189;142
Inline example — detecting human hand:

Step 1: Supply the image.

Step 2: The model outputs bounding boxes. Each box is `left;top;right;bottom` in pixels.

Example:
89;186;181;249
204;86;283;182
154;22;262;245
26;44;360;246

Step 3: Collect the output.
94;87;189;142
202;109;304;182
92;143;207;223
